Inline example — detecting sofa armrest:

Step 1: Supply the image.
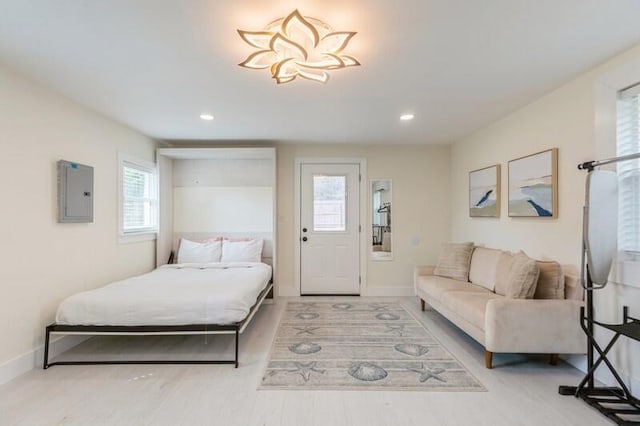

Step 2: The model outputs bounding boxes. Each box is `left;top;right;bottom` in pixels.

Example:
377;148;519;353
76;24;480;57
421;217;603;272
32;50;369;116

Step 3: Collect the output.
414;265;435;293
485;299;585;354
414;265;435;282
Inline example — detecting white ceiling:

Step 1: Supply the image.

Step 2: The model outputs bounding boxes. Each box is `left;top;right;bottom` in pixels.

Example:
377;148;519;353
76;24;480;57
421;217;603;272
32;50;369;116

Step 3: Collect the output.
1;0;640;145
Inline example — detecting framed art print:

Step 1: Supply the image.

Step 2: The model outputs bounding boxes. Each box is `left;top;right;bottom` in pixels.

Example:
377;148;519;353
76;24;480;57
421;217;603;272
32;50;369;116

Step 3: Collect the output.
508;148;558;217
469;164;500;217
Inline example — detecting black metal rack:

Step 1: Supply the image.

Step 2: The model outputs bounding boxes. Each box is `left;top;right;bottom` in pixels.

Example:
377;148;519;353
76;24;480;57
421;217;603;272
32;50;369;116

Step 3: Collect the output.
560;305;640;425
559;154;640;425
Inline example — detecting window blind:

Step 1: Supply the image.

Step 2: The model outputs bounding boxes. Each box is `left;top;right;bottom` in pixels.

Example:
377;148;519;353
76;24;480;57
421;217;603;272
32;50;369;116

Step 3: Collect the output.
617;83;640;253
122;161;157;234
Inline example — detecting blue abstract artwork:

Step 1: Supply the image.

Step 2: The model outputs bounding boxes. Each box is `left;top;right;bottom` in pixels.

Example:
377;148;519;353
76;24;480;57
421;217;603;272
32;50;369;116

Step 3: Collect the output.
469;165;500;217
508;149;557;217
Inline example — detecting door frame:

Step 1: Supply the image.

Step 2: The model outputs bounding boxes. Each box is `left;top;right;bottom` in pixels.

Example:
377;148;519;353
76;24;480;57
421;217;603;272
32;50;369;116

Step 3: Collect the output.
294;157;368;296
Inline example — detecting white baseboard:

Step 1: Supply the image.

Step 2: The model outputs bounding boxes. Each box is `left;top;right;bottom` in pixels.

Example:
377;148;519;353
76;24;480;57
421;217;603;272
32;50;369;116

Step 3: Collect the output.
0;335;88;386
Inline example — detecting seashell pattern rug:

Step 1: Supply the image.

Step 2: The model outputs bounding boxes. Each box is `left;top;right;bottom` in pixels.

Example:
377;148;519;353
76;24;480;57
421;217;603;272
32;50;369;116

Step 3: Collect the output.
259;301;485;391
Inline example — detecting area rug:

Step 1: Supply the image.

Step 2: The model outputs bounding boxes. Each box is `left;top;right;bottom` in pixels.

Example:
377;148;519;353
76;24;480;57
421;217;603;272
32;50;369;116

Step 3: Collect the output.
260;301;485;391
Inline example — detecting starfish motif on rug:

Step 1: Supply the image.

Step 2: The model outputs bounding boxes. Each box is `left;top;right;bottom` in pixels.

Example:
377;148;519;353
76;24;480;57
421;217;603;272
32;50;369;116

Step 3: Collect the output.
287;361;326;382
407;364;447;383
264;369;278;378
385;324;407;336
299;302;318;311
293;326;321;335
370;303;391;311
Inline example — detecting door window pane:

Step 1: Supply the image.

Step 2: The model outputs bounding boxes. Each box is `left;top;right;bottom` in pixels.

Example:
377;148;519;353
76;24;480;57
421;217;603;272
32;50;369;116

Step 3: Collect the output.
313;175;346;231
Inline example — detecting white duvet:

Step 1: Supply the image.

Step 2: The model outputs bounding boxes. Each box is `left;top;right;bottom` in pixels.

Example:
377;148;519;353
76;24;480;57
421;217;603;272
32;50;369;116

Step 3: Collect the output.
55;262;272;326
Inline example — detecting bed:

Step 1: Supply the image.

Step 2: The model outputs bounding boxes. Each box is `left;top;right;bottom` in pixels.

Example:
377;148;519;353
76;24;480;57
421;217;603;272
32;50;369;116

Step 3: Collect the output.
44;256;273;369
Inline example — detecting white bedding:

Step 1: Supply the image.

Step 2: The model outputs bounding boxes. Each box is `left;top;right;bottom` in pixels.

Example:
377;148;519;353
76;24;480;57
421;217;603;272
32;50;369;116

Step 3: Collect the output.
55;262;272;326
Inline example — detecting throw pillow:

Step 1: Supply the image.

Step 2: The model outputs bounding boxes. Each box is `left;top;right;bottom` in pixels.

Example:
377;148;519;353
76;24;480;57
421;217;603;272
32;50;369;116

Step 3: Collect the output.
506;251;540;299
434;242;475;281
469;247;503;291
533;260;565;299
494;251;514;296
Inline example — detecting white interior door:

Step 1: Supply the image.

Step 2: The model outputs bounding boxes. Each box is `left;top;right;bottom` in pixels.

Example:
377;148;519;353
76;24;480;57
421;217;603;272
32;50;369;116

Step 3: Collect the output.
300;163;360;295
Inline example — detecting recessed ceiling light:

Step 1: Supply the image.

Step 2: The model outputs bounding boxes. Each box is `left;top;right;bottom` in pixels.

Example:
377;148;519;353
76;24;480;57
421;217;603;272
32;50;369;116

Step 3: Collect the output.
200;114;214;121
400;113;415;121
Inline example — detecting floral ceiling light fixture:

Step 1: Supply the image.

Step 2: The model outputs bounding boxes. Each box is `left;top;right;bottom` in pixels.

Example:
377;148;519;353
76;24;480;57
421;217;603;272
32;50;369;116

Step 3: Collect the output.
237;9;360;84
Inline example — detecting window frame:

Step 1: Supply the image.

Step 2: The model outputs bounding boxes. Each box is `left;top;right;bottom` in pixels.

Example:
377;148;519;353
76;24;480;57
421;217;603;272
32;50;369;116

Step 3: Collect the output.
118;152;158;243
616;84;640;257
595;58;640;288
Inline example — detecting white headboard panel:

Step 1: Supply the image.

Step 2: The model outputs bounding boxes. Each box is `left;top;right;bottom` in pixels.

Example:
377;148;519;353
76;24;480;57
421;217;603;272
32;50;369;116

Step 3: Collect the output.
170;232;273;266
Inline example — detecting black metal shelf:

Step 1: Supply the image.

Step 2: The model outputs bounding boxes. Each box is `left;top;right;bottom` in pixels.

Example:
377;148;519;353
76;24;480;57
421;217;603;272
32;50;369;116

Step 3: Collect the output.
561;153;640;425
596;318;640;341
560;306;640;425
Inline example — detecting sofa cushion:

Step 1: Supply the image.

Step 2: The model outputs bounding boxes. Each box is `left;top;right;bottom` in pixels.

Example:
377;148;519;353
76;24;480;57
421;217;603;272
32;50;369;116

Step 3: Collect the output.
416;275;487;303
494;251;514;296
534;260;565;299
506;251;540;299
469;247;503;291
440;291;504;331
433;242;475;281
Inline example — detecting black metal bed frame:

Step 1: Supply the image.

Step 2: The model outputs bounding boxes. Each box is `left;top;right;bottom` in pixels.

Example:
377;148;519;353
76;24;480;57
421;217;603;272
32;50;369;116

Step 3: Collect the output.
43;282;273;369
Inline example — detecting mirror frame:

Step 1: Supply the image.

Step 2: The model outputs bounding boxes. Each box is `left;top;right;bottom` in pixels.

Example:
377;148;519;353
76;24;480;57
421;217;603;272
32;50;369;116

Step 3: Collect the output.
370;179;393;261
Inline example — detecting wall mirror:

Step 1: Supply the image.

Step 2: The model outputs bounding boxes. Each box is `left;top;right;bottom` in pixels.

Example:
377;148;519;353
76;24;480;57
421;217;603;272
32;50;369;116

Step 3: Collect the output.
371;179;392;260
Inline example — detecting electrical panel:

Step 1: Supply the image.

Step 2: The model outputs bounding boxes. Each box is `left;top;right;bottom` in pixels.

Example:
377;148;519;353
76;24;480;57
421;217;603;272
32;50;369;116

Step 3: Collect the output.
57;160;94;223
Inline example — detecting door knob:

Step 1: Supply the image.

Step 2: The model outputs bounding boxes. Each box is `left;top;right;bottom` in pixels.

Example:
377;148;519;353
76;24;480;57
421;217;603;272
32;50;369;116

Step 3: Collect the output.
302;236;308;242
302;227;308;232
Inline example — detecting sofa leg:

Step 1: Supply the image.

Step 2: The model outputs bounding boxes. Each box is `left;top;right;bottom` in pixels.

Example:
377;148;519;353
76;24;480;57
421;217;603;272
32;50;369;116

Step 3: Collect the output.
549;354;559;366
420;299;425;311
485;350;493;369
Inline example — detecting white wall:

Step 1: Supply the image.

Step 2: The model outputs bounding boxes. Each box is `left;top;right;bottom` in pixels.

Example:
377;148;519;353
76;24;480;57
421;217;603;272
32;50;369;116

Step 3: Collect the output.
156;154;174;266
171;158;274;233
450;44;640;392
172;159;274;187
0;63;157;377
276;143;451;296
173;187;273;233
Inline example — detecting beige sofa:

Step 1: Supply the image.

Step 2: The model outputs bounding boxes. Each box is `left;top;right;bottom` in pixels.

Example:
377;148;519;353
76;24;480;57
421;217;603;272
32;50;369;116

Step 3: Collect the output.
414;246;585;368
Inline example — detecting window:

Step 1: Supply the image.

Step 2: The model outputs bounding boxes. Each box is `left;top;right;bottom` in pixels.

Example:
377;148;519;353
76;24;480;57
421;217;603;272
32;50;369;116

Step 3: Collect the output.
313;175;346;231
616;83;640;255
119;155;158;238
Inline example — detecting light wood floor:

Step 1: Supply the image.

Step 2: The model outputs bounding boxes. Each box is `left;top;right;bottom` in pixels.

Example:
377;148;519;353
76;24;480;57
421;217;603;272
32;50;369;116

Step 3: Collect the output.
0;297;610;426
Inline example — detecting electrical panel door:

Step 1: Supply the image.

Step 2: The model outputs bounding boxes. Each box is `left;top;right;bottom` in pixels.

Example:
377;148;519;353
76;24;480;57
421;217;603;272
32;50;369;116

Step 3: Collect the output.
58;160;94;223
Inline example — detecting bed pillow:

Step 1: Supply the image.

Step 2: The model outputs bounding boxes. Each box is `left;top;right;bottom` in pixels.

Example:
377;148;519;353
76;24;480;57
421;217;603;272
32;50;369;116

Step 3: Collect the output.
221;239;263;263
177;238;222;263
